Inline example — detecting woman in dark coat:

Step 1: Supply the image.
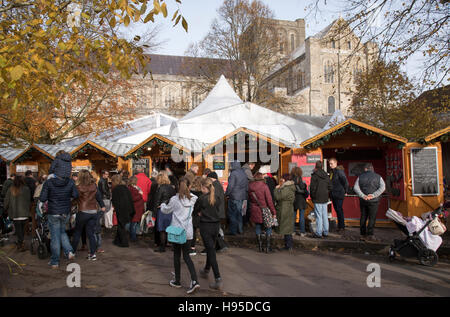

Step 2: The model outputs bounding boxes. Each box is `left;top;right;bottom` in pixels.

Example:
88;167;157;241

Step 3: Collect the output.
189;176;203;255
128;176;145;243
291;167;308;236
154;171;176;252
4;176;31;251
248;173;277;253
274;175;296;251
111;174;135;248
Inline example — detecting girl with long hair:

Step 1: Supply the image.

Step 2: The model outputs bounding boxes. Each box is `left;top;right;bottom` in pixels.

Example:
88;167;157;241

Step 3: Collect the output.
195;178;223;290
160;177;200;294
4;175;31;251
154;171;176;252
71;170;105;260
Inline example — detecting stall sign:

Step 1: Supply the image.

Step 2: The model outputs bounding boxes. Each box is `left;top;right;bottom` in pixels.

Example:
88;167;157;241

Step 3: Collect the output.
16;165;38;173
213;156;225;170
132;158;150;176
306;154;321;164
300;165;315;177
72;165;92;172
411;147;439;196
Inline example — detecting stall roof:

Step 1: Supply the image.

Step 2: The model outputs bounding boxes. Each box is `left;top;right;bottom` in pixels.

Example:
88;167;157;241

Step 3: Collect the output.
115;124;172;145
172;101;323;145
125;134;208;157
424;126;450;143
0;148;24;162
203;127;289;153
300;119;408;148
71;140;136;158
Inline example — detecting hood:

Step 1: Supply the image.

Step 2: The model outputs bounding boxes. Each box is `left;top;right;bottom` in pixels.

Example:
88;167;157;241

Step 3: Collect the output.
49;176;71;187
281;180;294;187
57;152;72;163
230;161;242;171
180;194;198;208
313;169;329;179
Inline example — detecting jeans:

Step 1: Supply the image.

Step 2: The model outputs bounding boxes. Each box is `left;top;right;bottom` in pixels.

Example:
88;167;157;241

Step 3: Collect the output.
298;210;305;233
48;214;74;265
360;200;379;236
71;212;97;256
200;222;221;279
314;203;329;237
255;223;272;236
173;240;198;283
95;210;104;248
227;199;243;235
332;198;345;229
129;222;139;242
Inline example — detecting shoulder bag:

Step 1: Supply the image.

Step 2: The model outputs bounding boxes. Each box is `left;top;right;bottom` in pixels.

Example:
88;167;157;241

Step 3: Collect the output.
251;192;277;228
166;206;193;244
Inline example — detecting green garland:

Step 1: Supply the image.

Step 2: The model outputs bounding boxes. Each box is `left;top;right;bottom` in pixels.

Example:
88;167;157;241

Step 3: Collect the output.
305;123;402;150
71;143;96;158
125;137;176;160
15;148;52;164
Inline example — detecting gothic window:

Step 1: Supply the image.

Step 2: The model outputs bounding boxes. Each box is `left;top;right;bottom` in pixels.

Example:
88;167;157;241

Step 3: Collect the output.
328;96;336;114
291;34;295;51
324;61;334;83
279;42;284;54
347;41;351;49
331;40;335;49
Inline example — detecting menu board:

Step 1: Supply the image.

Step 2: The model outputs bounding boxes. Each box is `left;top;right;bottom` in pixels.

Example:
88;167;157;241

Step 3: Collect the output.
132;158;150;177
410;147;439;196
306;154;321;163
213;156;225;170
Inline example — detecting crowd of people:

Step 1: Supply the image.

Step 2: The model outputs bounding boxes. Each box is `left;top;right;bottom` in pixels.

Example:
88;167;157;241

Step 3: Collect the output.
0;150;387;294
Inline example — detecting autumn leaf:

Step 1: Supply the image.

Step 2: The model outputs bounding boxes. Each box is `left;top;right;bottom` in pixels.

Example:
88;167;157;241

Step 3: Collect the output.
10;65;24;81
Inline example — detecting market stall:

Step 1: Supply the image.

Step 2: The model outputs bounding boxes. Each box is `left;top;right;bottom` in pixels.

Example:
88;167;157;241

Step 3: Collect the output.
70;140;134;180
123;134;206;179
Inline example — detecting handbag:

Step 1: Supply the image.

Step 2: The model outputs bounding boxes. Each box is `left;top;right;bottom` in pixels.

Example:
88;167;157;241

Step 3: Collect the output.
166;206;192;244
428;217;446;236
251;192;276;228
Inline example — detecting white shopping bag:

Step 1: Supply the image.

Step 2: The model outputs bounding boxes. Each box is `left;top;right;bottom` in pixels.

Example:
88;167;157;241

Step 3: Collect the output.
104;206;114;229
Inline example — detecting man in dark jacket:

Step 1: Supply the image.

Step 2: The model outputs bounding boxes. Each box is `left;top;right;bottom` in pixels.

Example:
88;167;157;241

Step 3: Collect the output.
310;161;332;238
24;170;37;200
329;158;349;233
354;163;386;241
224;161;248;235
39;176;79;268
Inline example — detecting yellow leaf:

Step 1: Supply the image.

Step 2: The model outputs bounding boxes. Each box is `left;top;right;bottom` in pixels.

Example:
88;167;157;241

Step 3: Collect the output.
144;12;154;23
182;17;188;32
153;0;161;14
161;3;167;17
172;9;179;21
10;65;24;81
124;15;130;26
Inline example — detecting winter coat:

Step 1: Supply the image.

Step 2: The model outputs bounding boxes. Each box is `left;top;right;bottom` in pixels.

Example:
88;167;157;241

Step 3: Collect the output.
293;176;308;211
136;173;152;203
225;161;248;201
274;180;296;235
194;193;221;223
4;186;31;219
25;176;37;201
49;152;72;179
1;178;13;199
154;184;177;208
330;167;349;200
265;175;277;202
147;177;158;212
242;164;255;181
98;177;111;200
248;179;276;224
129;185;145;223
213;180;226;219
160;193;198;240
111;185;135;224
310;169;332;204
39;177;79;215
77;183;104;212
190;190;203;227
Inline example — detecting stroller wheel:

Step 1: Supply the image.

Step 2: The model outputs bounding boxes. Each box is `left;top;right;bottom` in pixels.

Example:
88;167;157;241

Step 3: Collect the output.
388;247;396;262
419;250;438;267
37;243;48;259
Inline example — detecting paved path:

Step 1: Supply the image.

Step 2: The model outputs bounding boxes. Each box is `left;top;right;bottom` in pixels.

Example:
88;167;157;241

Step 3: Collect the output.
1;236;449;297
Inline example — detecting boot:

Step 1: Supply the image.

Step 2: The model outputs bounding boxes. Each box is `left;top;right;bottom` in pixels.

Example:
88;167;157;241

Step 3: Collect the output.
265;234;273;253
256;234;263;252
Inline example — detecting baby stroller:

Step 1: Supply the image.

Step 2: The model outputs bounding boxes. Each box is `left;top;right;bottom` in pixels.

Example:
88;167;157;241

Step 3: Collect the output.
30;202;51;259
387;206;445;267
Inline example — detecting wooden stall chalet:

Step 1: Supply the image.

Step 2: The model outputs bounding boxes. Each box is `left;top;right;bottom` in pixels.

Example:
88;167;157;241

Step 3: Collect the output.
10;144;74;178
287;119;408;227
203;127;293;190
123;134;207;178
70;140;135;180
